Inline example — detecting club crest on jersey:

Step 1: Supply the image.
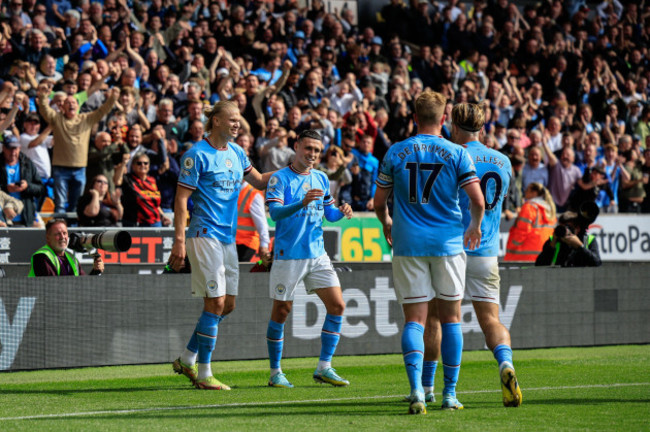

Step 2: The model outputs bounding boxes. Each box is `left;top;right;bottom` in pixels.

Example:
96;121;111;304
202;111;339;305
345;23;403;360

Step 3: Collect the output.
302;183;310;192
225;159;233;168
206;280;218;291
183;157;194;170
269;176;279;186
276;284;286;295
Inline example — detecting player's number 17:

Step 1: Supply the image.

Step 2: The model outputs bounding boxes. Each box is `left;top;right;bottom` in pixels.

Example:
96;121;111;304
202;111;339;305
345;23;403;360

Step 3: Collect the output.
406;162;444;204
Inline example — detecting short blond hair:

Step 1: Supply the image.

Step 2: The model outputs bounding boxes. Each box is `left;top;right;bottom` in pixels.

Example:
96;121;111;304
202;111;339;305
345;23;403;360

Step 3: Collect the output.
414;90;447;126
204;100;238;134
451;102;485;133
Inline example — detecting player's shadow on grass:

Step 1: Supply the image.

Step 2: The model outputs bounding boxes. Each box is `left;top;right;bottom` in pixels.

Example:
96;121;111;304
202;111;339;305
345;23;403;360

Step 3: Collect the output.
30;401;402;422
521;398;650;406
1;386;180;395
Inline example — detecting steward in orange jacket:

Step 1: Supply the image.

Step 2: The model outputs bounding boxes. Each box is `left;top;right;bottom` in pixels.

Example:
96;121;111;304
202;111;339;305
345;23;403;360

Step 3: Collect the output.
236;182;270;262
504;183;557;262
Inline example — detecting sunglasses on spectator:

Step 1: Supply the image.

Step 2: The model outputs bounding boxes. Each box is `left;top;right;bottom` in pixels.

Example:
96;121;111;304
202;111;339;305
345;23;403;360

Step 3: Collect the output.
95;179;108;184
508;135;520;139
135;161;149;166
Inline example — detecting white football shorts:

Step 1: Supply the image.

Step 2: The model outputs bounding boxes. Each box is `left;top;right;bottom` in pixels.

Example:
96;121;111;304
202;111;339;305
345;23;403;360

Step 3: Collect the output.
392;253;466;304
186;237;239;298
269;254;340;301
465;255;500;304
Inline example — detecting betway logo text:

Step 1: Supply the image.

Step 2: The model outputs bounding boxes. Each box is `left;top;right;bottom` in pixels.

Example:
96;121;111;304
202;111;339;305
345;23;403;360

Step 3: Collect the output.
292;278;521;339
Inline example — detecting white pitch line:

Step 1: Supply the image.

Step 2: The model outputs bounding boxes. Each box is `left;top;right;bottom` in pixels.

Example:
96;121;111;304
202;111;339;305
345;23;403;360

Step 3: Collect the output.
1;382;647;422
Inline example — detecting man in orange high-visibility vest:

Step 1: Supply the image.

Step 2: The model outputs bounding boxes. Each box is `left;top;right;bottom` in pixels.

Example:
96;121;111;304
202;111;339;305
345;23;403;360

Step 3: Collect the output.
236;181;271;262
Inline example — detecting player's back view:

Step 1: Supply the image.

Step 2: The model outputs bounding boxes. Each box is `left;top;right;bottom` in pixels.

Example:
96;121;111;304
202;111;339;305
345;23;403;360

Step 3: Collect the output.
374;90;485;414
454;102;522;407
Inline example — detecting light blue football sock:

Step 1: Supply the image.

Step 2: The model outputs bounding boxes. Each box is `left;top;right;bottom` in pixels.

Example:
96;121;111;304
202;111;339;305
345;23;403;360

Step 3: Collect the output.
441;322;463;397
422;360;438;390
319;314;343;364
195;311;221;364
402;322;425;394
493;344;514;369
267;320;285;370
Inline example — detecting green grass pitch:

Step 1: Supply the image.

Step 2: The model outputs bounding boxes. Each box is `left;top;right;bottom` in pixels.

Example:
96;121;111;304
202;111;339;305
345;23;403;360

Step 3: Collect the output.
0;345;648;431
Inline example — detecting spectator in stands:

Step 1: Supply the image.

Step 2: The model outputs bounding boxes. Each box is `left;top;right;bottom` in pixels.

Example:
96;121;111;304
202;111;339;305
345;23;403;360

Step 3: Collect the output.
619;148;646;213
0;134;45;227
546;117;563;153
28;218;104;276
145;99;179;152
37;85;119;213
10;28;69;68
176;100;206;142
597;143;629;213
349;134;378;211
319;144;351;205
568;166;612;213
543;135;582;213
19;113;53;208
117;152;171;227
327;73;363;117
641;148;650;213
0;186;24;227
182;119;205;149
504;182;557;262
86;131;129;194
76;174;122;227
113;86;150;130
258;127;294;173
522;146;547;190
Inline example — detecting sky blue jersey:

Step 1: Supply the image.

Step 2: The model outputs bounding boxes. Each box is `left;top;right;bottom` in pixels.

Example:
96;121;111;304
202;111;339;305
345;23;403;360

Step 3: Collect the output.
266;165;342;260
458;141;512;257
178;139;252;244
376;134;478;257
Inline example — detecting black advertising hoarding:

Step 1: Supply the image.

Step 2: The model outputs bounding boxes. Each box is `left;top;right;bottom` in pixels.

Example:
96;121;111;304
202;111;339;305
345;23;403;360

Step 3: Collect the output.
1;265;649;371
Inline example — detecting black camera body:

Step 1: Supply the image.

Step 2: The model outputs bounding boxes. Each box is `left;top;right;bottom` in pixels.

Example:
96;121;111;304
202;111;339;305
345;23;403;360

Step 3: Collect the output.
110;144;130;166
554;224;572;238
555;201;600;240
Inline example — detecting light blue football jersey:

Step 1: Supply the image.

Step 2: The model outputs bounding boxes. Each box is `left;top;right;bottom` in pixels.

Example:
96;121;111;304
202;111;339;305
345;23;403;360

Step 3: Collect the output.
178;139;252;243
266;165;333;260
376;134;478;257
458;141;512;257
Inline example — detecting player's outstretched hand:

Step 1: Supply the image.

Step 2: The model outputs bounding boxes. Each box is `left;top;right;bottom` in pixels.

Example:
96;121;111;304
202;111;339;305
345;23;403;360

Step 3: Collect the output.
464;225;482;250
302;189;324;207
339;202;353;219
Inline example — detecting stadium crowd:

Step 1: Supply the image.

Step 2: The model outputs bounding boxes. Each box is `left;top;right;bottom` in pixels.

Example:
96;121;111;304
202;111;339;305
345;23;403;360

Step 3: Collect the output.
0;0;649;228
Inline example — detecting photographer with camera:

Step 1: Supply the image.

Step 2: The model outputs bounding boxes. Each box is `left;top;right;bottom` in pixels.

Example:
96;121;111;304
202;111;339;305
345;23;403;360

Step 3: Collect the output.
28;219;104;276
535;202;602;268
86;131;130;194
